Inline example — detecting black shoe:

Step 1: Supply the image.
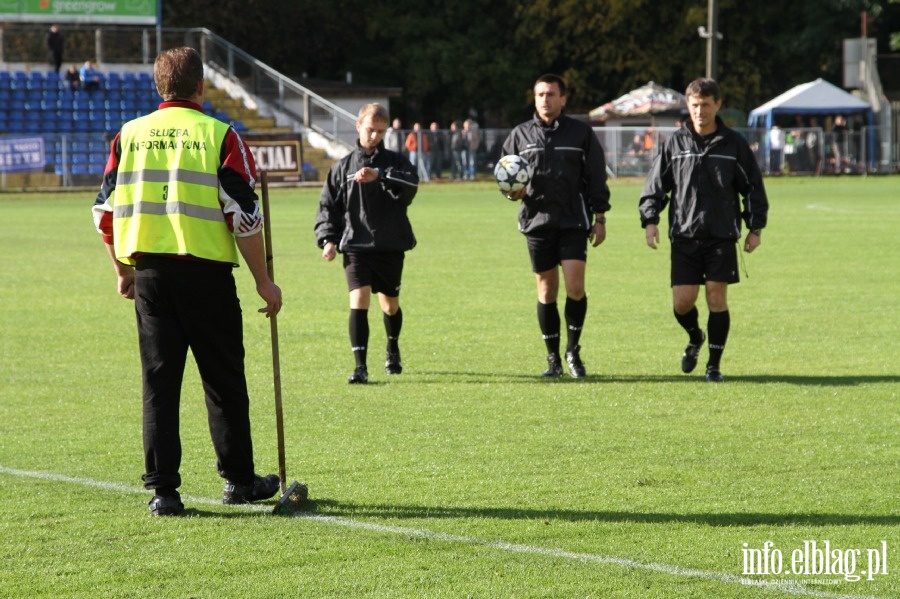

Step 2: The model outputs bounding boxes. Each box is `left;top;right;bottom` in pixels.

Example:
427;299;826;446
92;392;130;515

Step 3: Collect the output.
384;351;402;375
681;331;706;373
149;492;184;516
223;474;281;505
348;366;368;384
565;346;586;378
705;366;724;383
542;353;563;377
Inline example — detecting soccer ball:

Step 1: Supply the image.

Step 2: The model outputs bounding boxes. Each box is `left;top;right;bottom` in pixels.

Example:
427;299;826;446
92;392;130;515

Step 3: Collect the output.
494;154;533;194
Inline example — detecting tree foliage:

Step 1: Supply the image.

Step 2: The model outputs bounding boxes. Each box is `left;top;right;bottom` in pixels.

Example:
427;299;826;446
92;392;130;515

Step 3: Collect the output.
161;0;900;126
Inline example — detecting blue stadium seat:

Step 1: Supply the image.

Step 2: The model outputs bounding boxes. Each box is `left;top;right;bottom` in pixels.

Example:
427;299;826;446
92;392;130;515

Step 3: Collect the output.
72;164;90;175
25;121;41;132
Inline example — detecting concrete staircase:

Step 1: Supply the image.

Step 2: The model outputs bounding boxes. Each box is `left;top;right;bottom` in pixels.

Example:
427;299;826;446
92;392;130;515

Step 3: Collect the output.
203;83;334;180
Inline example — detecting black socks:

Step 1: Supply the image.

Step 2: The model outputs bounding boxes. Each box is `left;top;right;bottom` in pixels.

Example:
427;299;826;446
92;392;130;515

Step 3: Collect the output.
349;308;369;367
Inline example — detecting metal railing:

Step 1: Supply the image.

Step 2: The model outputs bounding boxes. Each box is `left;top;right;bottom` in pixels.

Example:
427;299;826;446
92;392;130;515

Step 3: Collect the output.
183;28;358;145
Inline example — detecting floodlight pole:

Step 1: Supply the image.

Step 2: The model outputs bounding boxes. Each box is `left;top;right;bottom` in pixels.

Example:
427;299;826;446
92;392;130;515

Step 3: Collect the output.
698;0;723;80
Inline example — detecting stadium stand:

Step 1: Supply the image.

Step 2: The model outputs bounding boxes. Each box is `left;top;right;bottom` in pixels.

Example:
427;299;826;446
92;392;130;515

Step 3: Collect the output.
0;68;283;186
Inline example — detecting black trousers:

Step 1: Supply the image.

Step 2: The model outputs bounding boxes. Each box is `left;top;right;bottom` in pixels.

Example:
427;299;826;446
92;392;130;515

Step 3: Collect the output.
134;256;256;491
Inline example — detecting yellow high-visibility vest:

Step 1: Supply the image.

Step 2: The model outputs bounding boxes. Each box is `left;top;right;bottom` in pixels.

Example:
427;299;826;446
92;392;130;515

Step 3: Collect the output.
112;108;239;266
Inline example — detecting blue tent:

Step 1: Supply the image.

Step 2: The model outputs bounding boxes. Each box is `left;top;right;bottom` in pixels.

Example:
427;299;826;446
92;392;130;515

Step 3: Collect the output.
748;78;874;169
748;78;873;127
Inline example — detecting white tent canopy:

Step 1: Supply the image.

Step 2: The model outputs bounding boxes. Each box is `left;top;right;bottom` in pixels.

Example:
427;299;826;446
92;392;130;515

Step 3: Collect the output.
747;78;873;129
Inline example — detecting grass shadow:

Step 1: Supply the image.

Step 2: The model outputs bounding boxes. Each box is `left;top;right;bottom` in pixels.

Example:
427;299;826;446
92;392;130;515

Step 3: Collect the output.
416;371;900;386
300;499;900;527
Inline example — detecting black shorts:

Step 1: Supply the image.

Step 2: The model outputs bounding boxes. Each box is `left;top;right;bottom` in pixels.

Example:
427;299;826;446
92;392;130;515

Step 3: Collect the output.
670;238;739;286
343;251;405;296
525;228;589;273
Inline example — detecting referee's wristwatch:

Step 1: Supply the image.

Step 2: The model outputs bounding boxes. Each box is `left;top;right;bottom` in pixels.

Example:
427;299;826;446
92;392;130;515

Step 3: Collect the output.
749;228;762;236
594;214;606;225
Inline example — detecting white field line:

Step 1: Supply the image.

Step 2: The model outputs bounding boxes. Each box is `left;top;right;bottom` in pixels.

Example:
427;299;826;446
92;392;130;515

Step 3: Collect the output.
0;465;879;599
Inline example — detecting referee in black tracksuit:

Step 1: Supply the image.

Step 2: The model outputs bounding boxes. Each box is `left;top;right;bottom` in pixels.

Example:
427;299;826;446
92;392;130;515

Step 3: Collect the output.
640;78;769;382
501;73;611;378
315;103;419;384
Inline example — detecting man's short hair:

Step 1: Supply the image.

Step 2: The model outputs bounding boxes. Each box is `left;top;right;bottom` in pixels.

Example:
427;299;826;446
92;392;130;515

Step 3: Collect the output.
154;47;204;101
535;73;566;96
358;103;389;124
685;78;721;101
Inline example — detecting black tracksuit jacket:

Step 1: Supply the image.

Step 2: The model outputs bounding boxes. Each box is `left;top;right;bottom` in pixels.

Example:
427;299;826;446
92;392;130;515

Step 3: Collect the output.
639;117;768;240
315;142;419;253
502;113;611;234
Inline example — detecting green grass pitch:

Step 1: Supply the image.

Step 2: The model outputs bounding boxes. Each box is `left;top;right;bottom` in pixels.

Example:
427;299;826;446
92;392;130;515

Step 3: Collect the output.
0;176;897;598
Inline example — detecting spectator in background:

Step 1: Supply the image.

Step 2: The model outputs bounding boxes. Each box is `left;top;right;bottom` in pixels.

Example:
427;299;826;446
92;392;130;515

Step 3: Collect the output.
384;118;403;153
831;115;848;174
463;118;480;180
46;25;64;74
64;65;81;91
428;122;446;179
788;115;807;172
768;125;784;174
642;128;656;155
80;60;102;92
405;122;428;169
629;133;644;157
807;117;822;175
449;120;465;180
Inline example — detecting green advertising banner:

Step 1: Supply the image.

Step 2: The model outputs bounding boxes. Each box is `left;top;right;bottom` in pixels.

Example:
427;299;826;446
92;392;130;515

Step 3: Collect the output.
0;0;157;25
